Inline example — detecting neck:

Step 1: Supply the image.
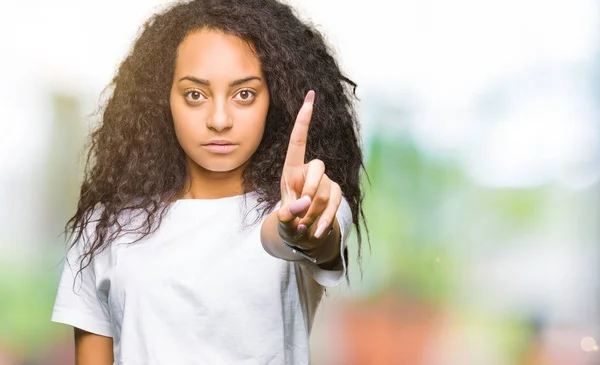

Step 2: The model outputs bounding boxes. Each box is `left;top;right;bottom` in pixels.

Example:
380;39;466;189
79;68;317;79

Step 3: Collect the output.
177;157;248;200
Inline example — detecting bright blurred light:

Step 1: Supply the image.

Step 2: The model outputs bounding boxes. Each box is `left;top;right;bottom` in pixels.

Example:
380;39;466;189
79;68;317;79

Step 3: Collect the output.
1;0;598;188
581;336;598;352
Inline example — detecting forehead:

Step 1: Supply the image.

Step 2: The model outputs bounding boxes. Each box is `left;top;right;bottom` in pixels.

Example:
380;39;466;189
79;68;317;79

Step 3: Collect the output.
174;29;262;78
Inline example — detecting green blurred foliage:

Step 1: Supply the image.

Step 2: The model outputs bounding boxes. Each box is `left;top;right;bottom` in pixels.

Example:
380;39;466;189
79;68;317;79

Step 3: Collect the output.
0;259;68;357
352;125;547;304
356;128;466;302
0;94;553;363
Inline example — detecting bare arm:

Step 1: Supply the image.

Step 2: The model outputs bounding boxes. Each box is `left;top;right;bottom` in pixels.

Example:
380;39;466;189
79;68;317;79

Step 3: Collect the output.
74;328;114;365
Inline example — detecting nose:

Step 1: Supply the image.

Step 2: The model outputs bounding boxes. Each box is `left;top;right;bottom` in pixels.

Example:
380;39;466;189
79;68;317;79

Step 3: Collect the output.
206;99;233;132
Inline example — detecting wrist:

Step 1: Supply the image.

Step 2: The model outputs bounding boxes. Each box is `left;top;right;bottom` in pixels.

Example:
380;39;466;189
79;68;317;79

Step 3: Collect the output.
288;218;341;265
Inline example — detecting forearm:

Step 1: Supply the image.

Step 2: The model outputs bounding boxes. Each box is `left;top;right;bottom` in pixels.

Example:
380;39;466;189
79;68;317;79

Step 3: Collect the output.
260;211;341;268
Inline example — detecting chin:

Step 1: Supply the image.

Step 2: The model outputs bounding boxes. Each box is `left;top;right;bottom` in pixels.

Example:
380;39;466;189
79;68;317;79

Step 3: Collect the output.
203;164;242;173
196;159;245;173
186;150;253;174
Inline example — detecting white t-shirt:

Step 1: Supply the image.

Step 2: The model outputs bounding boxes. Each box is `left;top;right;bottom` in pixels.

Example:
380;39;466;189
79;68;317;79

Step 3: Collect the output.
51;193;352;365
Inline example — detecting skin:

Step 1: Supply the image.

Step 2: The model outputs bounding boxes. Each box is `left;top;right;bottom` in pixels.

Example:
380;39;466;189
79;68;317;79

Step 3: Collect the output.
74;328;113;365
260;90;343;268
75;29;342;364
170;29;270;199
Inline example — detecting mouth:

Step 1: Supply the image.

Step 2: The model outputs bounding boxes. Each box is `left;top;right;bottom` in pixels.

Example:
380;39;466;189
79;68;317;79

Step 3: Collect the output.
202;141;238;154
203;139;236;146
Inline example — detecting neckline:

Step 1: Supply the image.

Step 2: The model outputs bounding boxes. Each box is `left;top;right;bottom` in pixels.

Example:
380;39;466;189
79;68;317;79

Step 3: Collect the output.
171;192;248;204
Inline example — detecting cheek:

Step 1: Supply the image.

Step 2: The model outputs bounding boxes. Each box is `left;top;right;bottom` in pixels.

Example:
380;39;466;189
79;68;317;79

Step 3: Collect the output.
170;101;199;142
170;94;184;133
242;107;267;145
250;96;269;138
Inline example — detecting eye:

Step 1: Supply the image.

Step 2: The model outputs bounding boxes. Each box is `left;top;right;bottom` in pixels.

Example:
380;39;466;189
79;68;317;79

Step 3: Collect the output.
233;89;255;102
184;90;206;103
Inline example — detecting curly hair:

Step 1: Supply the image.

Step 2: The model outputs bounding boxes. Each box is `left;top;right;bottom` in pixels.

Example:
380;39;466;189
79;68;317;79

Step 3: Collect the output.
67;0;368;278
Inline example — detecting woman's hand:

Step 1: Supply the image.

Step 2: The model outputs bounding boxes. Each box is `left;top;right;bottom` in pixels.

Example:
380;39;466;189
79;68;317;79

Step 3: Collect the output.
276;90;342;262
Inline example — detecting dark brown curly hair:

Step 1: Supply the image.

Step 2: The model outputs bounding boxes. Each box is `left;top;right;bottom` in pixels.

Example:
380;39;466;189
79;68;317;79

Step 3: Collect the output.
67;0;368;277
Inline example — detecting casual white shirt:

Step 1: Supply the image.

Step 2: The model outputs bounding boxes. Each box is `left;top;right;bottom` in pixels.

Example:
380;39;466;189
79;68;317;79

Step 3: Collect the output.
51;193;352;364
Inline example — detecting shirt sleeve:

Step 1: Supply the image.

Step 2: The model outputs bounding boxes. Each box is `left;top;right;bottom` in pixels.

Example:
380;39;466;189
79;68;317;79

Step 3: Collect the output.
51;231;113;337
297;195;353;288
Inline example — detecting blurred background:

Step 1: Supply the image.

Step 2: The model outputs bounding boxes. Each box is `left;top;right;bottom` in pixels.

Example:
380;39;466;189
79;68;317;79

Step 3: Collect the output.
0;0;598;364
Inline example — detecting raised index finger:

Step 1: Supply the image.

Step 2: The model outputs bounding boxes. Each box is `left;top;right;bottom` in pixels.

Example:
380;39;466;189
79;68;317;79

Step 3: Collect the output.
284;90;315;168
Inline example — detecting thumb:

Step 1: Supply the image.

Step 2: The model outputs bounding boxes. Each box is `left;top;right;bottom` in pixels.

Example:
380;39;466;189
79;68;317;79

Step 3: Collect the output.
278;196;311;223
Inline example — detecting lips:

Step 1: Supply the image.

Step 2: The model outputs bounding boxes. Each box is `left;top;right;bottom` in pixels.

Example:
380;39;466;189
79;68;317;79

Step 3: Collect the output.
203;139;235;146
202;140;238;154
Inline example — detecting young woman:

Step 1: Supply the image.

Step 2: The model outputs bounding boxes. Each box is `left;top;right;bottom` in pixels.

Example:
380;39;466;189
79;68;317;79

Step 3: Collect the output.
51;0;366;364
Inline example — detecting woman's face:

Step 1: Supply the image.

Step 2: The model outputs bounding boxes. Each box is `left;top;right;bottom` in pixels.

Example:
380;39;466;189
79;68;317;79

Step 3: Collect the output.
170;29;269;174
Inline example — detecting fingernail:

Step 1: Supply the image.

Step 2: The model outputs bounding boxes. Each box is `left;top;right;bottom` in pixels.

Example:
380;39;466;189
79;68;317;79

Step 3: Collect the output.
304;90;315;104
297;224;307;234
289;196;311;215
314;221;327;239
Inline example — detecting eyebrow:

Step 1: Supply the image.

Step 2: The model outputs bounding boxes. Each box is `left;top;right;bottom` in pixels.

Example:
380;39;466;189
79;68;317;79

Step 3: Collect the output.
178;76;262;87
